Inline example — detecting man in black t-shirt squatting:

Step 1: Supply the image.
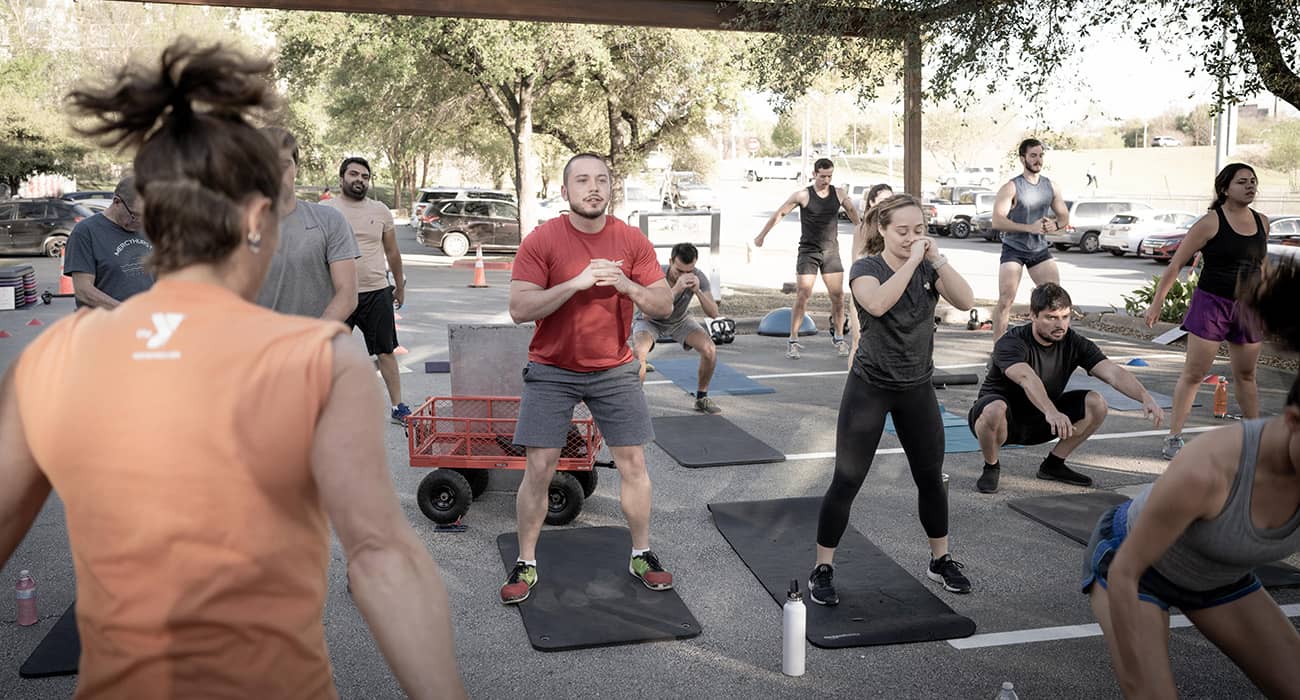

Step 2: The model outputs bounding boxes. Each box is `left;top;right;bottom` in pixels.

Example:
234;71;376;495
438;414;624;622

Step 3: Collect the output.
967;283;1165;494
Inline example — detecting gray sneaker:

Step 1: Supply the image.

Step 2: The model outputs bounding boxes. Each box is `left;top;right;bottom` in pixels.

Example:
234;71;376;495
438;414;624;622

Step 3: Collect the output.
694;395;722;414
1161;434;1184;460
786;341;802;359
835;338;850;357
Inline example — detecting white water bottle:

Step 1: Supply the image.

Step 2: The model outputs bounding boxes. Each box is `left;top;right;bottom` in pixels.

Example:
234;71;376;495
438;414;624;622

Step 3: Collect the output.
782;578;806;677
995;681;1020;699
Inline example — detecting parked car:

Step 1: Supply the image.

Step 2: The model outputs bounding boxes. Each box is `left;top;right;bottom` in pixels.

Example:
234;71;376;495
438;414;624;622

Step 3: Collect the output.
0;198;92;256
745;158;802;182
410;187;514;223
1098;210;1198;256
664;172;716;210
928;187;992;238
616;183;665;224
1151;136;1182;147
77;198;114;214
61;190;114;202
940;166;997;187
1045;198;1154;253
1142;214;1300;264
533;194;569;224
415;198;520;258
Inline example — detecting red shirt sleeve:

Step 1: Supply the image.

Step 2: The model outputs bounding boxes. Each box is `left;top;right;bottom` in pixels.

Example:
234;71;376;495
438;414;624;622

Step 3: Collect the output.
625;227;665;287
511;223;551;288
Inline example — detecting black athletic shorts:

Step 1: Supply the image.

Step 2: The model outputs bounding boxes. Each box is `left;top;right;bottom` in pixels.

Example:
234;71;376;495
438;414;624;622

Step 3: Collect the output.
346;286;399;356
967;389;1091;446
796;246;844;275
999;245;1054;268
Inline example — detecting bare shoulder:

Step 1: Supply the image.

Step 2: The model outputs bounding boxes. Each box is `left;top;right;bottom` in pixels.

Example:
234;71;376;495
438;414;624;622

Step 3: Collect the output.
1163;423;1242;517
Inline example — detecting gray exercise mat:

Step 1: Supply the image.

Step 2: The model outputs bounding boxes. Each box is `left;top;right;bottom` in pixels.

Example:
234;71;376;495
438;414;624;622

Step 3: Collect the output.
652;415;785;468
1009;491;1300;589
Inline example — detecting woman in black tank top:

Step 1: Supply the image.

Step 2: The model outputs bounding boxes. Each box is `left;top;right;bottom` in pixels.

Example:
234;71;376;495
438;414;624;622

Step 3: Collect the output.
1143;164;1270;461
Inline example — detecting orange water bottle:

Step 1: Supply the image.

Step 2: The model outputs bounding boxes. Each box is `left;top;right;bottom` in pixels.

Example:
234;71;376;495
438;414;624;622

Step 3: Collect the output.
1213;376;1229;418
15;570;37;626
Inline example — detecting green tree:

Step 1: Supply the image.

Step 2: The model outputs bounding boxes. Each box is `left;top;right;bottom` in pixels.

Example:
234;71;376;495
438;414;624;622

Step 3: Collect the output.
736;1;1300;116
530;27;742;211
1262;120;1300;192
771;113;801;154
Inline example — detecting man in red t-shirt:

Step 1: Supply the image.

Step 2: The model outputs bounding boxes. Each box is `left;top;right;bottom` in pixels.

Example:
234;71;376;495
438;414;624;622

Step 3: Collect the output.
500;153;673;605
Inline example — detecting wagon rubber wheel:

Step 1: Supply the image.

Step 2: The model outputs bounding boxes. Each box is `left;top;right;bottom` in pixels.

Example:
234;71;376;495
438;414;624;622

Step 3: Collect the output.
544;472;585;526
574;469;598;498
456;468;490;499
417;469;472;524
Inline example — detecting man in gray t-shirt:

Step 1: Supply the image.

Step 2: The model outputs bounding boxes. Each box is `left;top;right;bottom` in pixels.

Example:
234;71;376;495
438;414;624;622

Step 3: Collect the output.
64;176;154;309
990;138;1068;338
256;127;359;320
630;242;723;414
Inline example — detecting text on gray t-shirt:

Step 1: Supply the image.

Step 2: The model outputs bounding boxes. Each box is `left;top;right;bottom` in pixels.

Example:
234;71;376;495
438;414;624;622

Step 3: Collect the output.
63;213;154;307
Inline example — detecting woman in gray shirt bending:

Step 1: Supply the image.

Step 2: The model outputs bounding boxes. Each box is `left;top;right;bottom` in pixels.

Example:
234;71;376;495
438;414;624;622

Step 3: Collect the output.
1084;256;1300;699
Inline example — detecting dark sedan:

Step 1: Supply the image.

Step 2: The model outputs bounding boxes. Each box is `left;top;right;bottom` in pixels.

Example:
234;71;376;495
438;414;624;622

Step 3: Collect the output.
0;198;93;256
415;198;520;258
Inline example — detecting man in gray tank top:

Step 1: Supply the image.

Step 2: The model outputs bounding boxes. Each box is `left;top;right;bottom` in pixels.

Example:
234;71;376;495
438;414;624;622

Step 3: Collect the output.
991;138;1069;338
753;158;860;359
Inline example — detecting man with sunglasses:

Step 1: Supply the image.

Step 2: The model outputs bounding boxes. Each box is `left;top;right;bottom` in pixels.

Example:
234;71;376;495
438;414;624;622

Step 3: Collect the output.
64;176;155;309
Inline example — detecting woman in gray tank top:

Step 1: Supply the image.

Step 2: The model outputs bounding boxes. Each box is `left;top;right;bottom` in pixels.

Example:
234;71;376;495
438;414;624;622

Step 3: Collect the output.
1083;256;1300;699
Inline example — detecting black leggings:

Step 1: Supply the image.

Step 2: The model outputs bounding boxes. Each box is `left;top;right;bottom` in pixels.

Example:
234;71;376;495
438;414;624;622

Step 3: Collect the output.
816;372;949;548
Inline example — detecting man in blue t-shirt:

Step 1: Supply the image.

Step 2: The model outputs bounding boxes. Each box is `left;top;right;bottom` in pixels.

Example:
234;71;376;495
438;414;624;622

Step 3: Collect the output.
64;176;154;309
968;283;1164;493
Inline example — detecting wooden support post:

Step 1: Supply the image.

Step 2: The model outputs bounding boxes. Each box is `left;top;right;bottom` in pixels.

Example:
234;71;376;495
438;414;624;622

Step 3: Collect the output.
903;31;922;198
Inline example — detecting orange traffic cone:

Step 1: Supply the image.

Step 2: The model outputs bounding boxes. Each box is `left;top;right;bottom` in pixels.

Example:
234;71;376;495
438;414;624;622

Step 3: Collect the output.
467;245;488;288
58;248;74;295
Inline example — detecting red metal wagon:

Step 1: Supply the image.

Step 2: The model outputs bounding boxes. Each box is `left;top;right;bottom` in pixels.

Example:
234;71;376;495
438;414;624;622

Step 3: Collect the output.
406;396;603;525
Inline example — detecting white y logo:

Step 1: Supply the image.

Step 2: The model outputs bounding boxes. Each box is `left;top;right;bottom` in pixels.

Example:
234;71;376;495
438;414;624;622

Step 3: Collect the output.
137;312;185;349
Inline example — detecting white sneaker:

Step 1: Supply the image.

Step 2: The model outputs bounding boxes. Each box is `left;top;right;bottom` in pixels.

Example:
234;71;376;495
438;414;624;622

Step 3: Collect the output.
834;338;849;357
1161;434;1184;460
786;341;802;359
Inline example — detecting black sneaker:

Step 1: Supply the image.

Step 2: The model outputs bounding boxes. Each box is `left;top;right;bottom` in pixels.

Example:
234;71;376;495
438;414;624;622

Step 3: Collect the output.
976;466;1000;494
927;554;971;594
808;563;838;606
1037;461;1093;487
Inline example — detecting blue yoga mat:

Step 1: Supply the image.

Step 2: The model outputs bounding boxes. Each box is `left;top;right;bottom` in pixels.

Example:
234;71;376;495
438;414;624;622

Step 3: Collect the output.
884;405;1017;454
1064;372;1181;411
649;358;775;396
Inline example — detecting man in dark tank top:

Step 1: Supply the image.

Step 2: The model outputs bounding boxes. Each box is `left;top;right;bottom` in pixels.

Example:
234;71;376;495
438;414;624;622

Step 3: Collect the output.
753;158;861;359
991;138;1070;338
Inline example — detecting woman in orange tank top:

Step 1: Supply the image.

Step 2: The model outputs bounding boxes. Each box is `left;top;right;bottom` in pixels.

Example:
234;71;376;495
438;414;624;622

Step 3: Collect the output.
0;40;464;700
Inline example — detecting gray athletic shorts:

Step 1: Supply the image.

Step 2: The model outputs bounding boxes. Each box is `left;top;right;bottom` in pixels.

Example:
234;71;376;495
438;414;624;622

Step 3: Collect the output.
513;360;654;448
631;316;706;346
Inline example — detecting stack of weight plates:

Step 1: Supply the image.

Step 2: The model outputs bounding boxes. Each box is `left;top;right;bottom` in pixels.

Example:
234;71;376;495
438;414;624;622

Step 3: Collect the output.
0;264;37;308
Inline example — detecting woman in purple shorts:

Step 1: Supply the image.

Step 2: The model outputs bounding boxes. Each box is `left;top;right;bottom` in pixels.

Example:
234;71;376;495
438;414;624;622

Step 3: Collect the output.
1145;163;1269;459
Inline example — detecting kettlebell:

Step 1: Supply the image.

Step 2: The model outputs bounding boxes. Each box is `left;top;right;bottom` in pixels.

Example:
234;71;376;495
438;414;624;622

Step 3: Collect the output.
966;309;980;331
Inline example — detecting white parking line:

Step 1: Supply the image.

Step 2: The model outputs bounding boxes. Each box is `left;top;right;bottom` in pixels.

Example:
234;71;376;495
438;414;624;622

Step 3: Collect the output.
948;604;1300;649
782;426;1218;462
644;362;988;385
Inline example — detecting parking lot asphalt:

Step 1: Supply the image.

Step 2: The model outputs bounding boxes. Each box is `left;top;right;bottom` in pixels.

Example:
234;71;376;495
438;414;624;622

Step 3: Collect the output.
1;240;1296;700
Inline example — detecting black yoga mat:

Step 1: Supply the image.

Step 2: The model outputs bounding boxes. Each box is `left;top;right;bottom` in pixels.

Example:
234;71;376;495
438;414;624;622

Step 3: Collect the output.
1008;491;1300;588
652;415;785;468
708;497;976;648
20;602;79;678
497;527;702;651
931;371;979;387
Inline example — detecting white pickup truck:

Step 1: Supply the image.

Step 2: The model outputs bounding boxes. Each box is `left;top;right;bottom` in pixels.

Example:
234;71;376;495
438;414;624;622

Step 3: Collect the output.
745;158;802;182
926;186;993;239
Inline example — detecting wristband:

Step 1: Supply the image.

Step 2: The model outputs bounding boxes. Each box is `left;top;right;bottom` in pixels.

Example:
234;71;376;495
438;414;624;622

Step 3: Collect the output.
932;254;949;271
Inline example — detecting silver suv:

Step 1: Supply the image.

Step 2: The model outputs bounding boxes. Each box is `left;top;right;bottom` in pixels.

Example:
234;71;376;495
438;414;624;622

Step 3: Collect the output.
1045;199;1153;253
